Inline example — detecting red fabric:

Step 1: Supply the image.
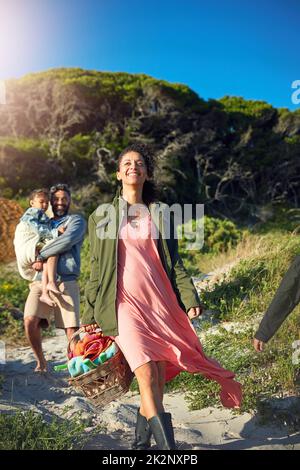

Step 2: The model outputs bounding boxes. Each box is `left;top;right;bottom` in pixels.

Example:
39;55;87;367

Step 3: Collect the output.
69;333;113;360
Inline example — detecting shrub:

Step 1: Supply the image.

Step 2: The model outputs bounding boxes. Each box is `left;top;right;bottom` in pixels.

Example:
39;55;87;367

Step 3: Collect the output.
178;216;243;275
0;411;89;450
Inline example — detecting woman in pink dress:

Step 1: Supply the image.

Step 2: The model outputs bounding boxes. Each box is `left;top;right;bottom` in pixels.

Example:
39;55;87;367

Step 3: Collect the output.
85;143;242;450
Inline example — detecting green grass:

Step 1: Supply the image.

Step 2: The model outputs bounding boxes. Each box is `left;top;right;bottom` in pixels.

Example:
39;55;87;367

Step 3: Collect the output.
0;273;28;309
0;411;92;450
200;232;300;323
0;271;28;344
164;324;298;414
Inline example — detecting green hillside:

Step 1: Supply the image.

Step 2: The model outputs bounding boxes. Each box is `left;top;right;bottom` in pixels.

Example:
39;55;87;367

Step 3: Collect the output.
0;68;300;220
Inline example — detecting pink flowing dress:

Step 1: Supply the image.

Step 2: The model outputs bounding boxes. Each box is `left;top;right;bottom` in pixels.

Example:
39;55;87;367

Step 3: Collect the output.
114;212;242;408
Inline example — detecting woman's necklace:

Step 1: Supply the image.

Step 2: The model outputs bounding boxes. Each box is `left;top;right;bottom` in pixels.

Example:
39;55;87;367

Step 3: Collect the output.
127;204;149;228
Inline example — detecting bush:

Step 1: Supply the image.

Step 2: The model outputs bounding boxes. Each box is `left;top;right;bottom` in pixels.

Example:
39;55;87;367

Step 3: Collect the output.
0;309;25;341
0;271;54;343
0;274;28;310
201;232;300;321
0;411;89;450
179;216;242;254
0;138;58;195
178;216;243;275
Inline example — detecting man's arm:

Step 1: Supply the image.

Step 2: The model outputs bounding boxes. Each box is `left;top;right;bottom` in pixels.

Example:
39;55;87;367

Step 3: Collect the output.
39;215;86;260
255;255;300;343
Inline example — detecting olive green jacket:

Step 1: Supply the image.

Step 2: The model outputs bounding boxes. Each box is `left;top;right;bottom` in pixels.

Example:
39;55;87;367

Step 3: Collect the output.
255;255;300;343
81;190;201;335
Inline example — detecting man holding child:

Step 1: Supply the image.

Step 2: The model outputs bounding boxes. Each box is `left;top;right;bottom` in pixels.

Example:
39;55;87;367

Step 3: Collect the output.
14;183;86;372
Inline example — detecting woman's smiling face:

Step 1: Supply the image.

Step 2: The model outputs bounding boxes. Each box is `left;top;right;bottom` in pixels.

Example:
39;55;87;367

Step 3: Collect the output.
117;151;148;186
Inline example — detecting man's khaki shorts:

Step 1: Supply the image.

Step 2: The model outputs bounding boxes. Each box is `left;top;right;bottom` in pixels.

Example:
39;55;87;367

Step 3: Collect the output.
24;280;80;329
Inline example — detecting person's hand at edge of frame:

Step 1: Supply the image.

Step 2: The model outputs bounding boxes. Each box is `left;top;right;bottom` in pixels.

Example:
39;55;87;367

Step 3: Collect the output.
187;306;203;320
253;337;265;352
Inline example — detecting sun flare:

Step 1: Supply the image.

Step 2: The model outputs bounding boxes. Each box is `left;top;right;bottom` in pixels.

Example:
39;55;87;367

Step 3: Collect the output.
0;2;35;79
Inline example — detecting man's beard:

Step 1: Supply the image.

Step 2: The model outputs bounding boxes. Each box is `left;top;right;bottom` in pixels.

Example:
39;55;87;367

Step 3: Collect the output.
53;204;70;217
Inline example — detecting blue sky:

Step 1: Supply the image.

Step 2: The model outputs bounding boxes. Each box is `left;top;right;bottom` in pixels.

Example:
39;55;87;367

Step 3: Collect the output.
0;0;299;109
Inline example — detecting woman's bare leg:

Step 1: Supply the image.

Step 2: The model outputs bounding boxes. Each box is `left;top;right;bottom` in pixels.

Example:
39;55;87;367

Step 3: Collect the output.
157;361;166;401
134;362;176;449
140;361;166;418
134;361;164;420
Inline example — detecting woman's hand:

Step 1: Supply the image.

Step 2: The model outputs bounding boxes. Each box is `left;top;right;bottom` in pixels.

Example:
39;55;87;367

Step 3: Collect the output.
187;306;203;320
253;338;265;352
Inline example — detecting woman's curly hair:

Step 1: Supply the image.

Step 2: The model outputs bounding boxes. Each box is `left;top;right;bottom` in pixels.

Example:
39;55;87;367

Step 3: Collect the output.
117;143;157;205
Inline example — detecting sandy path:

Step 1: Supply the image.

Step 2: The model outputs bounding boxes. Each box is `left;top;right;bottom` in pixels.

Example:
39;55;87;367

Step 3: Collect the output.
1;330;300;450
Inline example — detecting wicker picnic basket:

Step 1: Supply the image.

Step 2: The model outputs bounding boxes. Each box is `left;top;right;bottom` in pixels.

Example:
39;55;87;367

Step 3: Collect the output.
68;326;134;407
